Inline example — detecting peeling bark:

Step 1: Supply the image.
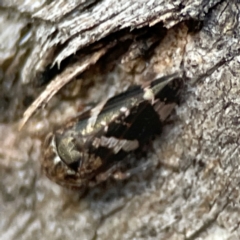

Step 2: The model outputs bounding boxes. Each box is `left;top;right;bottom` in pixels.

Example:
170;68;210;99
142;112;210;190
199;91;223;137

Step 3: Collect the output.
0;1;240;239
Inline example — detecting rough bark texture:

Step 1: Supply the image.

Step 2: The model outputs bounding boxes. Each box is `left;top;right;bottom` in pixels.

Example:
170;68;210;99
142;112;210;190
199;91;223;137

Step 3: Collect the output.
0;0;240;239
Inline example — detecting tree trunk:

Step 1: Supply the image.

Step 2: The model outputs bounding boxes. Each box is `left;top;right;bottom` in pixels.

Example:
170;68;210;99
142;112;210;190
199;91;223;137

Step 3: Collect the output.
0;0;240;239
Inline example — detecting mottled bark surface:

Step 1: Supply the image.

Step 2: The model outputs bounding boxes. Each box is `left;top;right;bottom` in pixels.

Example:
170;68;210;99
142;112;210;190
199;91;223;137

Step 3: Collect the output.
0;0;240;239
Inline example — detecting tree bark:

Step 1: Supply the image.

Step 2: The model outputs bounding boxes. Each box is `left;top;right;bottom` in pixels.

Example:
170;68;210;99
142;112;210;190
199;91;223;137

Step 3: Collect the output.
0;0;240;239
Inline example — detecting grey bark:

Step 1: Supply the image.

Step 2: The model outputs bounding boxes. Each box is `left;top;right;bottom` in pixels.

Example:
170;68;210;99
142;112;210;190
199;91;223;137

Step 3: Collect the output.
0;0;240;239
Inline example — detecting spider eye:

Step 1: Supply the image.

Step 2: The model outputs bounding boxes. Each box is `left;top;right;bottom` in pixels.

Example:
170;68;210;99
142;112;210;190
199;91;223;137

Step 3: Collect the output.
55;134;81;172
